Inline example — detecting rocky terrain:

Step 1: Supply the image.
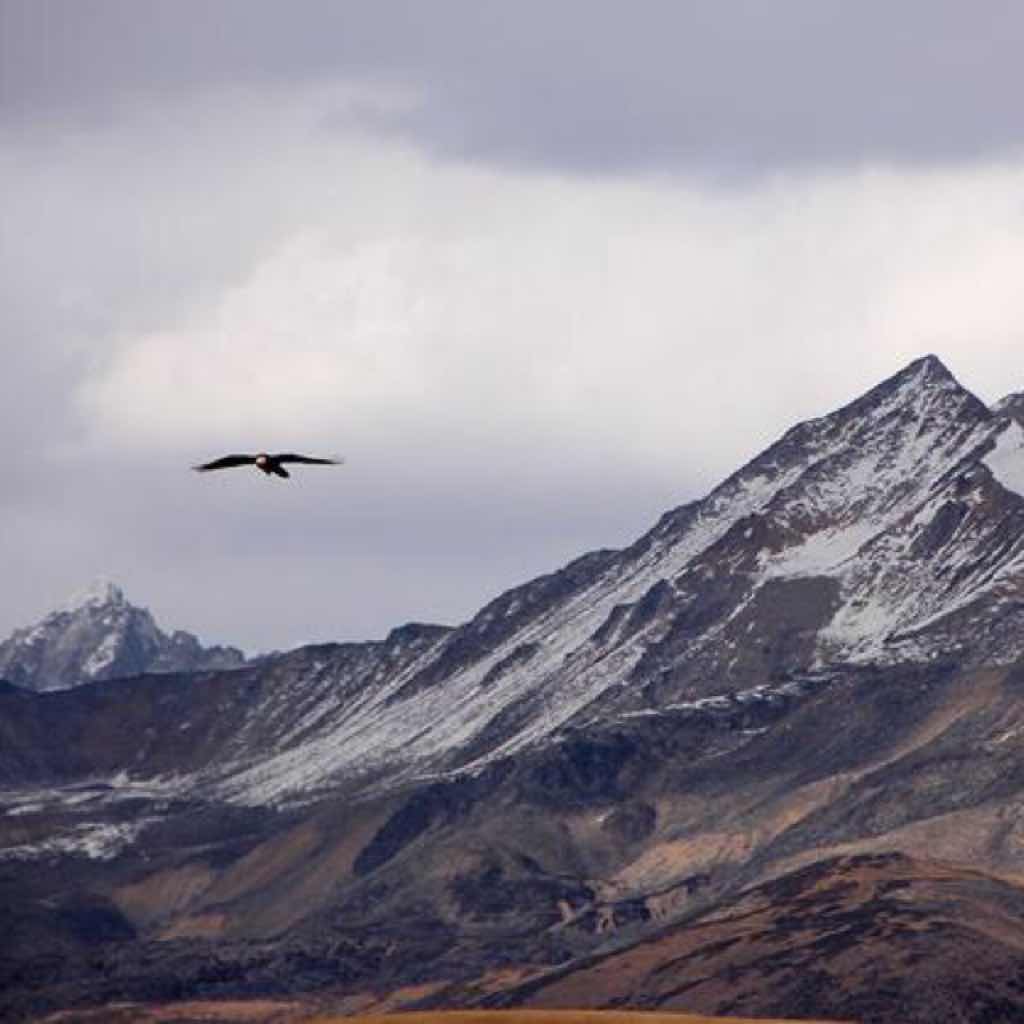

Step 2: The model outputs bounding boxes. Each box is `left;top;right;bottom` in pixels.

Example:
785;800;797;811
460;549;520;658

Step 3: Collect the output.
509;852;1024;1023
5;355;1024;1023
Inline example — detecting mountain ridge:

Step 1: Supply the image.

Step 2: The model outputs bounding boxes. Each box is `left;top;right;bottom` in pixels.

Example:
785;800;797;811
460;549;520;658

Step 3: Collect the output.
4;355;1024;803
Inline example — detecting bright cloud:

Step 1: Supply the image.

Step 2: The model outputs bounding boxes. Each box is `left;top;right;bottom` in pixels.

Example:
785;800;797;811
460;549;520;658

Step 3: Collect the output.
80;128;1024;490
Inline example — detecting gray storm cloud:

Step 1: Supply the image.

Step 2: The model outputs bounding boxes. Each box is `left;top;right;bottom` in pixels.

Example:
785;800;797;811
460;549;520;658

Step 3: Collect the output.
4;1;1024;173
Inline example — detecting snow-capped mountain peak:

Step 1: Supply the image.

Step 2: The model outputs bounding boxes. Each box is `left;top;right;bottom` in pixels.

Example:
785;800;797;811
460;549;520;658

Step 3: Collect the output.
0;583;245;692
58;577;126;614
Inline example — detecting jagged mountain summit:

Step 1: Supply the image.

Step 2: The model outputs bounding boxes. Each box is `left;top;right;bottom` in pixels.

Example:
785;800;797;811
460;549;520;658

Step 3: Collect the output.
0;580;245;692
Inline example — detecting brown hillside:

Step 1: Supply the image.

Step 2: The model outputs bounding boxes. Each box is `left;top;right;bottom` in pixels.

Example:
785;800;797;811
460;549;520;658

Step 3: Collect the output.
509;853;1024;1023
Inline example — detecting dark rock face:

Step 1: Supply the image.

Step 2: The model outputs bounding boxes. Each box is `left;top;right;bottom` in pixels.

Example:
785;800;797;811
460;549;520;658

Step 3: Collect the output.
9;357;1024;1023
601;801;657;843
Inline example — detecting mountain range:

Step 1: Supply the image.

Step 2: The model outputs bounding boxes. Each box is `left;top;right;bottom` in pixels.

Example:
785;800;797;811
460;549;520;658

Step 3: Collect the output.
5;354;1024;1023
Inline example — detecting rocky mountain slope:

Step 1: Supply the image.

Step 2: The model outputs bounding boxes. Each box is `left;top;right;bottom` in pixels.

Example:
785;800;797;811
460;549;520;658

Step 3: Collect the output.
0;580;245;692
6;355;1024;803
508;852;1024;1024
5;355;1024;1023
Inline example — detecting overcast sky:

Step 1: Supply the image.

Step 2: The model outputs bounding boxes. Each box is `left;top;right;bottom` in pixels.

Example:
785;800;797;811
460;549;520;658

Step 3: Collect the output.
3;1;1024;653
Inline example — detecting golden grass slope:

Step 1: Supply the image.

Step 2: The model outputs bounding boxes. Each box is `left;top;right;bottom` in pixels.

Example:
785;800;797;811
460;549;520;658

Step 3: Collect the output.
40;1008;848;1024
310;1012;847;1024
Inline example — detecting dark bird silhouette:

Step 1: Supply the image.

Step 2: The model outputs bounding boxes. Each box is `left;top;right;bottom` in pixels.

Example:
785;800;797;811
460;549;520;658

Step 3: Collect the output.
193;452;342;479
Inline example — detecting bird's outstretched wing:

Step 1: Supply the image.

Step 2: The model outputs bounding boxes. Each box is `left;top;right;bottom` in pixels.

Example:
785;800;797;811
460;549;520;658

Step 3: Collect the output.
192;454;258;472
273;453;343;466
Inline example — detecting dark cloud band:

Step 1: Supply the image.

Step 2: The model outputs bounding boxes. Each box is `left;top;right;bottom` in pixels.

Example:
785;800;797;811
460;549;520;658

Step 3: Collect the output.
4;0;1023;174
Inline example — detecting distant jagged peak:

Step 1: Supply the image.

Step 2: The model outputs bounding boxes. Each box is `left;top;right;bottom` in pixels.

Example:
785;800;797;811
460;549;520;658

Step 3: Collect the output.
1;580;245;692
58;577;129;615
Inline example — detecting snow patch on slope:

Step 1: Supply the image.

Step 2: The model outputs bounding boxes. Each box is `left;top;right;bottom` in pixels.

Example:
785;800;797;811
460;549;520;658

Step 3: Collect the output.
985;421;1024;497
768;520;881;576
0;821;151;861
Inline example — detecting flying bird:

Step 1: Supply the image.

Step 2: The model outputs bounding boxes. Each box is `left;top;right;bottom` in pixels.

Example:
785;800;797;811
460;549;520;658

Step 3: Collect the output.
192;452;343;479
